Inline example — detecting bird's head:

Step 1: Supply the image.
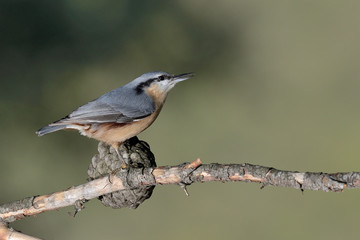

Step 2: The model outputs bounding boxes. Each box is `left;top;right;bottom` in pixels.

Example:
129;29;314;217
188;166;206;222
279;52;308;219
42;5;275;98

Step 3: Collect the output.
128;71;194;97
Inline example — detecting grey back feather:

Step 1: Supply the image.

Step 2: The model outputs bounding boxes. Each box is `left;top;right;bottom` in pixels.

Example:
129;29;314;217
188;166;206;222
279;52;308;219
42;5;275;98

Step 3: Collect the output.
52;86;155;125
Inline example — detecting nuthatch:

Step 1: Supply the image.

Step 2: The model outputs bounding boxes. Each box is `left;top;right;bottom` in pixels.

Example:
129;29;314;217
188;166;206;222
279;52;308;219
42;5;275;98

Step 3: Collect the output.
36;71;193;165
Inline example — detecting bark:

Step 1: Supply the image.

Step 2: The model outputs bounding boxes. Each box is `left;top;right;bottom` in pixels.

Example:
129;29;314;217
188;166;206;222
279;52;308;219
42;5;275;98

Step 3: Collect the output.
2;138;360;239
1;159;359;224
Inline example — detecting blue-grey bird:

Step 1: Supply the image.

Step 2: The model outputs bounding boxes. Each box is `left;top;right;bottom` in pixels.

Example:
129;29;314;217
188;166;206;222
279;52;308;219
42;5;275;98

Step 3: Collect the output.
36;71;193;164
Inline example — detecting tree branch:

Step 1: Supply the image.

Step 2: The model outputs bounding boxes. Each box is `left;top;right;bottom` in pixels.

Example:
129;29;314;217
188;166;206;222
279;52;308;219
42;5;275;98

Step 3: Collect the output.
0;223;41;240
2;139;360;240
1;159;360;224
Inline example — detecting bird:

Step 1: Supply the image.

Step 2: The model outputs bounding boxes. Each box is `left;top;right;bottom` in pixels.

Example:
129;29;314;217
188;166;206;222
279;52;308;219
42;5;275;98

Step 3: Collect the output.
36;71;193;165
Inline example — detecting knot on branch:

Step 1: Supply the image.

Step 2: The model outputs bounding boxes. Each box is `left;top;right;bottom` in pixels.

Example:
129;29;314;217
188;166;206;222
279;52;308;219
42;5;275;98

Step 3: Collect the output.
87;137;156;209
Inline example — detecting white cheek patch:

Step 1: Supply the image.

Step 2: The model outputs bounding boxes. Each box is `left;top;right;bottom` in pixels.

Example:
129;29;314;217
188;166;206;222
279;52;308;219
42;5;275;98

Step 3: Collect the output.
157;80;175;92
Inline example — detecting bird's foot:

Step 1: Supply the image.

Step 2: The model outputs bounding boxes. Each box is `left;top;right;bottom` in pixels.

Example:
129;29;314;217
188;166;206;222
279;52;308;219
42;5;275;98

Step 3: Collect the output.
114;147;128;166
108;165;129;183
108;147;129;183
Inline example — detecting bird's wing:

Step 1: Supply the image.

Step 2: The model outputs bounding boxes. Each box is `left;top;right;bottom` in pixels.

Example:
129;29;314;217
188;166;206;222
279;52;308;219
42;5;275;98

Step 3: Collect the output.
51;87;156;125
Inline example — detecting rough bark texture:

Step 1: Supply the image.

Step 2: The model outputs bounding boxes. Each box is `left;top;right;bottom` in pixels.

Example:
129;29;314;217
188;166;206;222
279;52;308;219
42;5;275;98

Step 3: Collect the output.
0;198;35;223
87;137;156;209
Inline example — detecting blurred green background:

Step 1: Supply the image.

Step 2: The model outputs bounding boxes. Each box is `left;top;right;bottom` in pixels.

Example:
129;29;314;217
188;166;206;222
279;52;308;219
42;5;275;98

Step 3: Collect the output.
1;0;360;239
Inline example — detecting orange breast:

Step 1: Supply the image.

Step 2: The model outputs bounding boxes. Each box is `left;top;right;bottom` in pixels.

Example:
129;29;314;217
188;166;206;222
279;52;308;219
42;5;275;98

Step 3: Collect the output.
84;106;162;146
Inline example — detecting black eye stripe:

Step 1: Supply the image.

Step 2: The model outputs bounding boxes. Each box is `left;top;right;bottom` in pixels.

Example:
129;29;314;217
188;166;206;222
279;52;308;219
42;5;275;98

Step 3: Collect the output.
135;75;171;94
135;77;157;94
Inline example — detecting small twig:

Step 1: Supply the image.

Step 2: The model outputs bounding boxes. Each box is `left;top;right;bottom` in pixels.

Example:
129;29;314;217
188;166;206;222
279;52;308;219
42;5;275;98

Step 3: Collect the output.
68;199;87;217
178;183;190;196
0;223;41;240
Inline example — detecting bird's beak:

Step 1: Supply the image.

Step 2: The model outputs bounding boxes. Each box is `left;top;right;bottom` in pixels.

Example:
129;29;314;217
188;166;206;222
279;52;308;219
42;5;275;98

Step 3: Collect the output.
173;72;194;83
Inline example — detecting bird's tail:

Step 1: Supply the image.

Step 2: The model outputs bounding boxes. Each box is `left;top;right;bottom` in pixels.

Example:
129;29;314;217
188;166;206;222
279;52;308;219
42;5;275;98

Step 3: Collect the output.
36;125;67;136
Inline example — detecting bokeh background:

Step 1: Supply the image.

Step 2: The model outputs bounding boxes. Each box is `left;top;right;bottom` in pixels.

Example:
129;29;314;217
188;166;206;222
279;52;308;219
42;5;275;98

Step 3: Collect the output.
1;0;360;239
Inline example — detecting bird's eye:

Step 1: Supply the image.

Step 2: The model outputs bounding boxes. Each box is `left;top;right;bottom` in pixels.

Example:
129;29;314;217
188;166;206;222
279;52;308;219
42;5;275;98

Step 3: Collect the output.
158;75;165;81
